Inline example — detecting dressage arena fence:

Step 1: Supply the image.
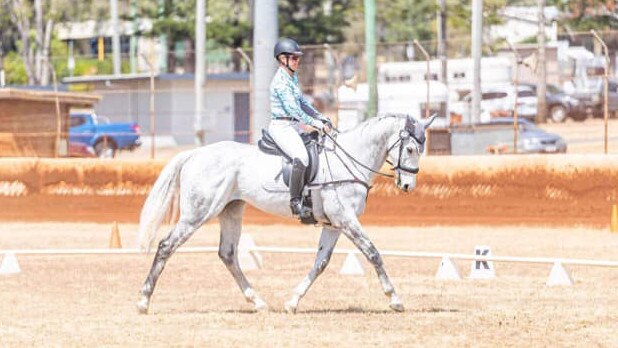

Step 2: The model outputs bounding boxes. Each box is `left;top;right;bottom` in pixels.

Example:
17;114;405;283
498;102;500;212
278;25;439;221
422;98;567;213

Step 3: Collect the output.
0;154;617;226
3;242;618;286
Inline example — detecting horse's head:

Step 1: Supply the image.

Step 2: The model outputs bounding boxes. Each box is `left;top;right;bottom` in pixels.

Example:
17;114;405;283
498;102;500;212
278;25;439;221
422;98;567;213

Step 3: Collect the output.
386;114;436;192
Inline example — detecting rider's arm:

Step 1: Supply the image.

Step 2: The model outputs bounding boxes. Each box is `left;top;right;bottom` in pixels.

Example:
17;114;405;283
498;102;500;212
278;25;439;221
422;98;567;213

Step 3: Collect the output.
299;95;320;117
274;85;323;129
300;96;333;127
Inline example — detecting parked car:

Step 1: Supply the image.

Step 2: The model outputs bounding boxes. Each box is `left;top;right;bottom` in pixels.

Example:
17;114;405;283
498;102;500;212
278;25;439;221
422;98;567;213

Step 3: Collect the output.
570;79;618;119
521;83;586;123
486;118;567;154
453;84;538;123
69;113;141;158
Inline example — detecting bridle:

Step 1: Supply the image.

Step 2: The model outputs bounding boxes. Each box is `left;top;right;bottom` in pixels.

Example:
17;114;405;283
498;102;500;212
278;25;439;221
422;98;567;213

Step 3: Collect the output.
385;118;422;175
323;117;423;179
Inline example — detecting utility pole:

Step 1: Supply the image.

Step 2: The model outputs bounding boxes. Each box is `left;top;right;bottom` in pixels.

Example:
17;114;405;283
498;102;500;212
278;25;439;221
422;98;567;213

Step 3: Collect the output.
536;0;547;123
158;0;168;73
364;0;377;118
110;0;121;76
471;0;482;124
437;0;448;86
252;0;278;143
194;0;206;145
130;0;137;74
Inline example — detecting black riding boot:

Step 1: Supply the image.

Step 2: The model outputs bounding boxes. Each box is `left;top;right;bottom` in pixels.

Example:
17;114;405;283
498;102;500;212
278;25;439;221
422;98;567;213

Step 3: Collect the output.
289;158;312;218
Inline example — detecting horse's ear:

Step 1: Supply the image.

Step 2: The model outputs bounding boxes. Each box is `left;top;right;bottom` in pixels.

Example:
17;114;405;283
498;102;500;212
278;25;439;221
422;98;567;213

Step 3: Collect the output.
423;113;438;129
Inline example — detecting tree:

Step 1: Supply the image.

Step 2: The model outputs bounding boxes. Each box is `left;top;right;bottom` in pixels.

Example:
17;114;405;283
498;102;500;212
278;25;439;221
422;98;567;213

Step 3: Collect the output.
279;0;353;44
446;0;506;55
3;0;55;85
376;0;437;43
556;0;618;31
278;0;354;91
336;0;505;57
150;0;252;72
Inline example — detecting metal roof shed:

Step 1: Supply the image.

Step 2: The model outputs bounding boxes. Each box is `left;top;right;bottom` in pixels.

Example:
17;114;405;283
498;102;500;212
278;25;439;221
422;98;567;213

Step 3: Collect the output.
0;88;100;157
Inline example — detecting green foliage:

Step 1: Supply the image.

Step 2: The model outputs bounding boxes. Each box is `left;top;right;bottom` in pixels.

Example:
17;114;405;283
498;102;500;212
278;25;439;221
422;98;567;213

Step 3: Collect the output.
564;15;618;31
338;0;505;47
549;0;618;32
3;51;27;85
376;0;437;42
150;0;252;48
279;0;353;44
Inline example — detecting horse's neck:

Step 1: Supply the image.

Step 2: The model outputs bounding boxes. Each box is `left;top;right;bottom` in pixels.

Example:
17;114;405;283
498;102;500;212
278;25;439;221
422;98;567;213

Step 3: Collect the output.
336;117;400;177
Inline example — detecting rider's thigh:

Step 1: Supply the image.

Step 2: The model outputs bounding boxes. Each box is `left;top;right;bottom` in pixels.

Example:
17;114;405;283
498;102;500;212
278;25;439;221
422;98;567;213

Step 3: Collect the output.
268;122;309;165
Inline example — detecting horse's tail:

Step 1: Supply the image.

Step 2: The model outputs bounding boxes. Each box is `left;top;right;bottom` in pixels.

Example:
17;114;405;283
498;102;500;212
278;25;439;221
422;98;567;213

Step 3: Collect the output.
137;149;195;252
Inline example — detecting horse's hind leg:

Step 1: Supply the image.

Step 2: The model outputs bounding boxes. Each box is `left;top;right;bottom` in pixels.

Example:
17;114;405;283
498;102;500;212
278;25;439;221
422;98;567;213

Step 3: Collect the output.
136;219;203;314
217;200;268;311
341;218;404;312
285;227;341;314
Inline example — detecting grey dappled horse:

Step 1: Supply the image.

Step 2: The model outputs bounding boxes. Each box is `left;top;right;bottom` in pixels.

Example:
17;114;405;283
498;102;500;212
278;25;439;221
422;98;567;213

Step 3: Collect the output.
136;113;436;314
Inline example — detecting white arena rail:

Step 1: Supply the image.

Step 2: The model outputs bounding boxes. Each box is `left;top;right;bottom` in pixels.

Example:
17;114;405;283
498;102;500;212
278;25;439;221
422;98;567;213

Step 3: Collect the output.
1;246;618;268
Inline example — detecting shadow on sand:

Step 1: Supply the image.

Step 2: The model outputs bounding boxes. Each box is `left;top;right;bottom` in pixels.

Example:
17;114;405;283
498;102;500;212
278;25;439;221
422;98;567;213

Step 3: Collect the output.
162;306;459;315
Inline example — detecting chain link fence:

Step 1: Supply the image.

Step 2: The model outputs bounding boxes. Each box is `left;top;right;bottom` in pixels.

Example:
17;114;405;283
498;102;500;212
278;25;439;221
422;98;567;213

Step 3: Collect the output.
2;32;618;157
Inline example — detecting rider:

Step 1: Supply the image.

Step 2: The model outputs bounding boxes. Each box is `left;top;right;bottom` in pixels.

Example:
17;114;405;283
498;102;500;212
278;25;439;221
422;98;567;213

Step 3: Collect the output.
269;37;331;219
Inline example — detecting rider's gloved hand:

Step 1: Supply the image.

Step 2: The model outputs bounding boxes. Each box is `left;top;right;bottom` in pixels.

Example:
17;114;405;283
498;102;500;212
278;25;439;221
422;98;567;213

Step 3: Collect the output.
316;115;333;134
310;120;323;131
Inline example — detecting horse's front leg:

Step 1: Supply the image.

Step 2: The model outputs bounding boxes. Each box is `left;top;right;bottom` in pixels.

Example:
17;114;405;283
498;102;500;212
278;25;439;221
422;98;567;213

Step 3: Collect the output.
285;227;341;314
340;218;404;312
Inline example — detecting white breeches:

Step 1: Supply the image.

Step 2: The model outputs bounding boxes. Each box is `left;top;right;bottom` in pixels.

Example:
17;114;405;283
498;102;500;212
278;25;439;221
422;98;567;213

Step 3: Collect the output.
268;120;309;166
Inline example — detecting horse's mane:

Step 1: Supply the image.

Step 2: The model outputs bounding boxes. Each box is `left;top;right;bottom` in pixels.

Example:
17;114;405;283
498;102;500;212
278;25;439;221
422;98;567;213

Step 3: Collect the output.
340;113;408;137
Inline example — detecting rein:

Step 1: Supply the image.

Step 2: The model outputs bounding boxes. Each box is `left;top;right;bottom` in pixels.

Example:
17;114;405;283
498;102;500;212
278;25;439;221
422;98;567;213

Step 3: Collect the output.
324;132;395;178
309;116;425;192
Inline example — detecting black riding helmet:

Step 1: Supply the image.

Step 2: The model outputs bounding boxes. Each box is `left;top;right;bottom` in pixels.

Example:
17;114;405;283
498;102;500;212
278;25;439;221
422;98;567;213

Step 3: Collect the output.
274;38;303;72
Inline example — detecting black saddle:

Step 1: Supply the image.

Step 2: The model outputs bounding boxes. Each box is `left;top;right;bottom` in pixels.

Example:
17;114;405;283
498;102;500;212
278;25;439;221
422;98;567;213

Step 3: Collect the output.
258;129;321;186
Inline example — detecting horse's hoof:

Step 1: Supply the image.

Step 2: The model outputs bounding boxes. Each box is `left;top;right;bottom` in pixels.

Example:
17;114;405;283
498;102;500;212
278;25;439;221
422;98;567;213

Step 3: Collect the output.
284;300;298;314
389;302;405;312
136;297;149;315
254;300;269;312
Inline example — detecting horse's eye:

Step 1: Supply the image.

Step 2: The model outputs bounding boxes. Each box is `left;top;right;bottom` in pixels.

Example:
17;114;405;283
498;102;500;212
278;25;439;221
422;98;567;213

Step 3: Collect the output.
406;147;414;154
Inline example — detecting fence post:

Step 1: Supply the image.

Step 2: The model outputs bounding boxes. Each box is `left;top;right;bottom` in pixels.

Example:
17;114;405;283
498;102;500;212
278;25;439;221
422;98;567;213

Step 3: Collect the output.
49;61;61;158
591;30;610;154
323;43;339;127
413;40;432;154
506;41;521;154
141;53;156;159
236;47;253;144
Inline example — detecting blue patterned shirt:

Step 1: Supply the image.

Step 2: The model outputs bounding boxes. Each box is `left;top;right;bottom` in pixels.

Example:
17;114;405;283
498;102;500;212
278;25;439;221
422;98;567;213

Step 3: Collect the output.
270;67;322;128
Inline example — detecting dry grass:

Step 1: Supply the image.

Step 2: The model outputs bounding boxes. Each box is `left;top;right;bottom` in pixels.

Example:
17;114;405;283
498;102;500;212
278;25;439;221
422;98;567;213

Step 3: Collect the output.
1;223;618;346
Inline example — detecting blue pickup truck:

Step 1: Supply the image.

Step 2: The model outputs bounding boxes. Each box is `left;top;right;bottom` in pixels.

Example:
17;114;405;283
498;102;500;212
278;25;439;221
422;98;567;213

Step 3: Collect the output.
69;113;141;158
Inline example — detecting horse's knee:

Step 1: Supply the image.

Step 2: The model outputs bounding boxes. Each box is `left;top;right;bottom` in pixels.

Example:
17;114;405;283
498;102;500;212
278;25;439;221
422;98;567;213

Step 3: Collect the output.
218;247;235;266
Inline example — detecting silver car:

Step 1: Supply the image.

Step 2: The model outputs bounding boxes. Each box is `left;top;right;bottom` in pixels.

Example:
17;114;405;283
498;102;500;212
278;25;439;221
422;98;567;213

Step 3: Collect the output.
487;118;567;153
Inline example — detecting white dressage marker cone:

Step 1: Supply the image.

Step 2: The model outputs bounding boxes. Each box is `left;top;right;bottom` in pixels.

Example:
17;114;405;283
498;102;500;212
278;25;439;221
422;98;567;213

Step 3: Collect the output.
546;262;574;286
436;257;461;280
238;234;263;271
340;252;364;275
0;253;21;275
469;245;496;279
